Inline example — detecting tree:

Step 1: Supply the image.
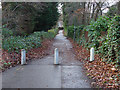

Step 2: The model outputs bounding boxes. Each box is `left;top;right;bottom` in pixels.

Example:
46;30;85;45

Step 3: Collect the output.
2;2;59;35
34;2;59;32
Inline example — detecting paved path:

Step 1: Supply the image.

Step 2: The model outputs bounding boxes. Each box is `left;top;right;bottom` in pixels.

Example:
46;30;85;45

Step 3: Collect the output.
2;30;91;88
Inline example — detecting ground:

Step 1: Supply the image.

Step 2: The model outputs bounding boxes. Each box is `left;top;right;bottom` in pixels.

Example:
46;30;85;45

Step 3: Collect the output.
2;30;91;88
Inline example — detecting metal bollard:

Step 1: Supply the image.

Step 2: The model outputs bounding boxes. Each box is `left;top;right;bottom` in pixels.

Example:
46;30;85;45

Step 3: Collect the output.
21;49;26;65
54;48;59;64
90;47;94;62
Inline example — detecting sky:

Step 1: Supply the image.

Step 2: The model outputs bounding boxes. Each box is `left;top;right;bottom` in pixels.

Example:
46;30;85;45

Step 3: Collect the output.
0;1;1;8
0;1;118;13
58;3;63;14
102;1;117;13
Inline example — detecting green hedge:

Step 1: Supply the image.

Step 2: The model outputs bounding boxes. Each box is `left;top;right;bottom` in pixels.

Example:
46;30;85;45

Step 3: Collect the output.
2;28;57;53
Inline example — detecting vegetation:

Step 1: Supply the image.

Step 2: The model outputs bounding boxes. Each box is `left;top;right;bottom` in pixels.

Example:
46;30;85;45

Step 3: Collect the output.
1;2;59;70
106;5;118;17
2;2;59;35
2;27;58;70
34;3;59;32
62;1;120;88
66;15;120;66
2;27;58;53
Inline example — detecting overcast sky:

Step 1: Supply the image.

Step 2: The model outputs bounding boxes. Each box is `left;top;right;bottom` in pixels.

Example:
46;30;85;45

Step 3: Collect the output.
102;0;117;13
0;1;118;13
58;3;63;14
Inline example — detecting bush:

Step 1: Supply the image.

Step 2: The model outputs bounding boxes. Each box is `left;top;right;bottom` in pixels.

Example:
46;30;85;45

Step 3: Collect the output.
84;16;110;50
67;26;74;38
48;28;59;37
2;30;56;53
66;15;120;65
67;25;84;39
2;28;14;38
2;35;42;53
99;15;120;65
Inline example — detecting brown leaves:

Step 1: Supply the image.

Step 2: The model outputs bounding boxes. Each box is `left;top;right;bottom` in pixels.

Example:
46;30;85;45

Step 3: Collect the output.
70;38;120;88
1;39;53;72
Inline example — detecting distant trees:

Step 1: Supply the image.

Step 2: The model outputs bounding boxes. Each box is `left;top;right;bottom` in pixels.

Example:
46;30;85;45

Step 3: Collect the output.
34;2;59;32
63;2;88;26
62;2;115;27
2;2;59;35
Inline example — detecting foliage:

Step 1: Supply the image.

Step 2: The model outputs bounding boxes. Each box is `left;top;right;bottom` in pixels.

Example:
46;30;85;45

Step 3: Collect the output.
34;2;59;32
99;15;120;65
2;28;14;38
106;5;118;17
48;28;59;37
67;25;84;39
66;15;120;65
84;16;110;50
2;2;59;35
2;28;57;53
67;25;74;38
3;35;41;53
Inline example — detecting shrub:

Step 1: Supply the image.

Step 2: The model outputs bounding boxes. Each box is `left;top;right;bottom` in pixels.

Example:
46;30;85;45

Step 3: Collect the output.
84;16;110;50
2;36;42;53
2;28;14;38
67;25;84;39
99;15;120;65
66;15;120;65
67;25;74;38
2;30;56;53
48;28;59;37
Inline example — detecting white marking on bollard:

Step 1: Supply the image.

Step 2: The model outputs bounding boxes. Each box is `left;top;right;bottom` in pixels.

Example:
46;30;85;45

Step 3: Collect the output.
54;48;59;64
90;47;94;62
21;49;26;65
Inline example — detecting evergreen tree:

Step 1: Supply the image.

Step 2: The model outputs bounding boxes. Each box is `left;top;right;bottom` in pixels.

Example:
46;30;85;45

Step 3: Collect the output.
34;2;59;32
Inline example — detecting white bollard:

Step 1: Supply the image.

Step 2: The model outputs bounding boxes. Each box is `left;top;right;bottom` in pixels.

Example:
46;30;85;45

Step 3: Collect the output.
54;48;59;64
21;49;26;65
90;47;94;62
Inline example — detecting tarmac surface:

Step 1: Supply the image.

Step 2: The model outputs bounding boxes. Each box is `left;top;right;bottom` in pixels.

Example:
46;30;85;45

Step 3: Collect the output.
2;30;91;88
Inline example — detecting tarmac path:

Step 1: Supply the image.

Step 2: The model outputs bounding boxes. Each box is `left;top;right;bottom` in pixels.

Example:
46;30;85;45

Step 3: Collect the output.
2;30;91;88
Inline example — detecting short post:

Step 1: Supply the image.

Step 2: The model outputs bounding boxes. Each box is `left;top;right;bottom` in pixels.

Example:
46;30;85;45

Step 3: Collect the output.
90;47;94;62
73;26;76;42
54;48;59;64
21;49;26;65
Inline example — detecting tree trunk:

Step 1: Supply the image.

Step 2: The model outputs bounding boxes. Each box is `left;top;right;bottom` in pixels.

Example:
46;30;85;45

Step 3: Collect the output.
94;8;99;21
82;2;86;25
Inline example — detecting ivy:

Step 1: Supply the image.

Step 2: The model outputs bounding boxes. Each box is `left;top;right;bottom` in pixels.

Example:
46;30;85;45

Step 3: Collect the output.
66;15;120;65
99;15;120;65
2;28;58;53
